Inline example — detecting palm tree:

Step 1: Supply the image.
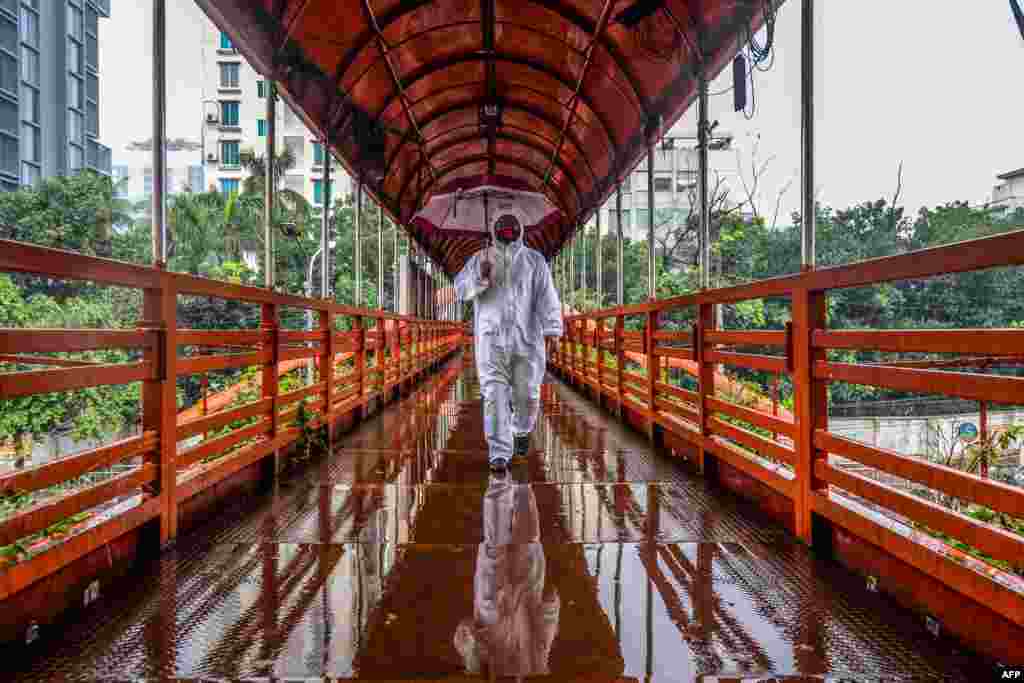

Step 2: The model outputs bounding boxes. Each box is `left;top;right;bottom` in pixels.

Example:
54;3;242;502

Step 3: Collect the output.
239;145;310;217
167;191;260;274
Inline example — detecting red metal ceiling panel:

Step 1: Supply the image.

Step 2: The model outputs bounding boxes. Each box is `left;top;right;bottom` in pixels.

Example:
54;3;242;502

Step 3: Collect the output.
195;0;769;274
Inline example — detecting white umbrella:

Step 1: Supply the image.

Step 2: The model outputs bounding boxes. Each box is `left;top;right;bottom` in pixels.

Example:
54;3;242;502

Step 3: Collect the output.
411;179;562;240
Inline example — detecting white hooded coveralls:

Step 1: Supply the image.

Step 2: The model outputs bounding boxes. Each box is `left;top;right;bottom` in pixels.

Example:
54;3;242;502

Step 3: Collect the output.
453;474;559;676
454;238;562;462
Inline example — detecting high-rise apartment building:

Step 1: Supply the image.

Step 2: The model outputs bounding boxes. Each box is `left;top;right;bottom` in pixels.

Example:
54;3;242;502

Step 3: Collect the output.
200;26;352;206
0;0;112;192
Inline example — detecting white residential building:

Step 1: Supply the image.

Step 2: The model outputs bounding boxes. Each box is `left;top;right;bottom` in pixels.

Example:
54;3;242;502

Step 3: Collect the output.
990;167;1024;213
591;122;734;240
199;26;352;207
111;144;203;204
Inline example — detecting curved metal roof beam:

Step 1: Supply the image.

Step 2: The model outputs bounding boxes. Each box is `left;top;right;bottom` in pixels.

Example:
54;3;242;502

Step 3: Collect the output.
330;0;649;118
408;129;583;205
382;93;598;187
375;51;619;156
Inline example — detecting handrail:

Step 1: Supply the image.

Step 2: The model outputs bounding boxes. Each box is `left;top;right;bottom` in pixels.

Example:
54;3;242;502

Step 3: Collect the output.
548;228;1024;629
0;238;468;600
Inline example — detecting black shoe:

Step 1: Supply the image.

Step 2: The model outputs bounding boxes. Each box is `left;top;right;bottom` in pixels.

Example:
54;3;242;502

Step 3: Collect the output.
513;434;530;459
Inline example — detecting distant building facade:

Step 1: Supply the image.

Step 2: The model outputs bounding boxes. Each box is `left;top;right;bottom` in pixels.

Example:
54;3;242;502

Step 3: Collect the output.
990;167;1024;213
199;25;352;206
0;0;113;192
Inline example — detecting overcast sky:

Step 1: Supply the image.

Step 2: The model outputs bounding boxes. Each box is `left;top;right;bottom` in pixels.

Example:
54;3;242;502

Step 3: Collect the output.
100;1;1024;219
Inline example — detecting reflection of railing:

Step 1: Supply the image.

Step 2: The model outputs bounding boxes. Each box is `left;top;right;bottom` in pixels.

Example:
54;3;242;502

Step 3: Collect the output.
0;238;466;602
549;229;1024;629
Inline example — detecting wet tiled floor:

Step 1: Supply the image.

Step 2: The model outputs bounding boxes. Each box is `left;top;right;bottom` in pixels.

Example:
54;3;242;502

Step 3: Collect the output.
8;356;990;680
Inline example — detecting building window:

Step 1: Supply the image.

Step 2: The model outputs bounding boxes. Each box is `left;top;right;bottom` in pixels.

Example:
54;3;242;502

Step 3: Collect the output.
67;4;83;41
68;110;84;144
257;80;265;98
653;176;672;192
67;39;82;74
20;160;38;186
0;132;16;176
219;62;239;88
219;31;232;50
220;101;239;126
0;96;14;133
313;179;332;205
68;74;83;110
20;122;37;162
69;143;83;171
21;46;38;84
635;208;649;230
220;178;239;195
19;8;37;47
20;85;38;124
0;52;16;93
221;140;240;166
257;118;266;137
313;142;324;166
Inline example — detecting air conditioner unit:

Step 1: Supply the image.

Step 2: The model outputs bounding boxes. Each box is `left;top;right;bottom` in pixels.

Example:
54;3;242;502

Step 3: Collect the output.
206;113;218;124
206;153;218;162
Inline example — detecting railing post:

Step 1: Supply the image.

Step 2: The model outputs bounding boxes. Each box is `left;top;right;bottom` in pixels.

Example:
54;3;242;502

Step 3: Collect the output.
615;313;625;419
320;308;334;438
354;314;366;421
696;303;715;475
792;287;828;545
140;274;177;547
646;310;660;444
261;303;280;482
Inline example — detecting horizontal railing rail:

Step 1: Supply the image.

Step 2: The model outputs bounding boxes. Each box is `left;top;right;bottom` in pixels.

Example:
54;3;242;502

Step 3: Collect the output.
0;238;467;601
549;228;1024;629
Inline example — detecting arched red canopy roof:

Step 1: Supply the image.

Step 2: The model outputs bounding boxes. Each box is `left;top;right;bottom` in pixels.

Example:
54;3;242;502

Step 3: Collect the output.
194;0;770;275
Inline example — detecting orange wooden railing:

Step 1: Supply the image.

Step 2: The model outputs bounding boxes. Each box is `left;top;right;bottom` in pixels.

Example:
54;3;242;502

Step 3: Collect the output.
549;229;1024;631
0;239;466;601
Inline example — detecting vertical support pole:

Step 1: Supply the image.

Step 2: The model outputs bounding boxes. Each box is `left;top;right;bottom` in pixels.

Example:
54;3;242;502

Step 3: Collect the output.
596;204;603;308
393;221;400;313
151;0;167;268
320;309;334;437
141;277;177;546
647;146;656;299
698;76;710;291
321;139;331;298
378;205;385;311
616;187;624;306
801;0;816;270
980;400;989;479
265;83;276;289
793;287;827;545
696;304;715;475
261;303;280;480
646;310;660;443
569;232;575;306
615;313;625;418
581;221;588;306
355;181;363;306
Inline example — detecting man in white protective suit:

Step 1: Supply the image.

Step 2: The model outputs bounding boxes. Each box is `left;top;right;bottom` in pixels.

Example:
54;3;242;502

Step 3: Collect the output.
454;211;563;471
453;472;560;677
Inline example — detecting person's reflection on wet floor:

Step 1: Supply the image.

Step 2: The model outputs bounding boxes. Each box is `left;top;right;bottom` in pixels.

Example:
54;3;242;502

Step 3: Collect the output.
454;472;559;679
